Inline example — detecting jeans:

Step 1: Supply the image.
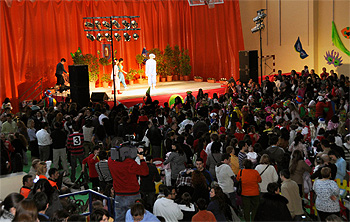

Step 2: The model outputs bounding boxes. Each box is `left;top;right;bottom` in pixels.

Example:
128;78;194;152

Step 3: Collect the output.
118;72;127;88
52;148;69;173
39;145;50;161
114;194;141;221
70;154;84;182
242;195;260;222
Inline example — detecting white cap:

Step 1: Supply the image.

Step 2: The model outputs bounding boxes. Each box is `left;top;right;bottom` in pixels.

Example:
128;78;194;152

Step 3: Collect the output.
149;53;155;58
317;96;324;101
308;100;316;107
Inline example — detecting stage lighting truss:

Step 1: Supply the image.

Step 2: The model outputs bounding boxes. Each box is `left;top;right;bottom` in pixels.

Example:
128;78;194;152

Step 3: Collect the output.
83;16;141;43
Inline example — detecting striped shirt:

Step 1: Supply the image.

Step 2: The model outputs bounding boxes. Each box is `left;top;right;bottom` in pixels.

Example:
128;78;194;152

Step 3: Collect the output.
95;160;113;182
238;151;247;169
67;132;84;156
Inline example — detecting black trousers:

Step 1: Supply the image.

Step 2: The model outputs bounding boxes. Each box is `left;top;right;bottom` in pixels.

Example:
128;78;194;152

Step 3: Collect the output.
55;73;64;85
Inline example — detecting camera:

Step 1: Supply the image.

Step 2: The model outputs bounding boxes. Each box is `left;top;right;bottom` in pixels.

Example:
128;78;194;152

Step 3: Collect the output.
110;134;145;161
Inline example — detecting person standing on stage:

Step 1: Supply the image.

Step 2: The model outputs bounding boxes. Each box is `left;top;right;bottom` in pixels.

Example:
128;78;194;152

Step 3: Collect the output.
146;53;157;90
111;60;122;94
118;58;128;89
55;58;67;86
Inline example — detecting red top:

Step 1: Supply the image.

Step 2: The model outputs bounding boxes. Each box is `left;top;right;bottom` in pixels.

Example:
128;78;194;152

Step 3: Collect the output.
83;153;100;178
315;102;324;118
200;149;208;167
48;179;58;190
234;132;245;142
20;186;31;198
108;158;149;196
236;169;261;196
192;210;217;222
137;115;149;123
67;132;84;156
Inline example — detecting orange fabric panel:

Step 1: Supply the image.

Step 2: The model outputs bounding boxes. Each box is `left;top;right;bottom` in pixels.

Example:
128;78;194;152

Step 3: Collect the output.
0;0;244;110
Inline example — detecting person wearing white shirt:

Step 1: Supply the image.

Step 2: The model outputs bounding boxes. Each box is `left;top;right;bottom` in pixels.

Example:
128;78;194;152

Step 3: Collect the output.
98;108;108;125
36;122;52;161
255;154;278;193
153;187;183;222
111;60;122;94
145;53;157;90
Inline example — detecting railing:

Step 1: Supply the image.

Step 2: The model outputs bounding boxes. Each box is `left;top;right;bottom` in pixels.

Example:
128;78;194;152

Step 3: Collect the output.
18;78;43;110
59;189;114;216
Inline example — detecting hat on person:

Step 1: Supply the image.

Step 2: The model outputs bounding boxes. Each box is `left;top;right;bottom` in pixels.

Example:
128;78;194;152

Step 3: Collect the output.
317;96;324;101
210;112;217;118
318;118;325;124
308;100;316;107
186;91;192;94
149;53;155;58
295;95;303;104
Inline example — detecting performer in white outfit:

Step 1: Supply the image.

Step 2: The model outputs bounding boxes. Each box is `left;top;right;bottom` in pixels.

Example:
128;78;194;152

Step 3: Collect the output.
111;60;122;94
145;53;157;90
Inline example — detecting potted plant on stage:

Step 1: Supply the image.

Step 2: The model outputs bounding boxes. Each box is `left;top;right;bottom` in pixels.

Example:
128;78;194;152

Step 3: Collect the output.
126;69;137;85
101;73;111;88
219;77;227;85
194;76;203;82
136;54;146;84
207;77;216;83
173;45;180;81
180;49;191;81
164;44;174;82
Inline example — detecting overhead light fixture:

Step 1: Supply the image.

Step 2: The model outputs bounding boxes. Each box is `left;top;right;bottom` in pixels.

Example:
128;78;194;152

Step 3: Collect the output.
124;33;131;41
130;20;138;29
114;33;121;41
95;21;101;30
84;22;94;29
122;20;130;29
132;33;139;40
86;33;95;41
102;21;111;29
96;33;102;41
112;20;121;28
251;23;265;33
105;33;112;41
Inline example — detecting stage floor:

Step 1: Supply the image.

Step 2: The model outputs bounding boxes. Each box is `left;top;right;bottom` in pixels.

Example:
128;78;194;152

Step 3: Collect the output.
90;81;223;101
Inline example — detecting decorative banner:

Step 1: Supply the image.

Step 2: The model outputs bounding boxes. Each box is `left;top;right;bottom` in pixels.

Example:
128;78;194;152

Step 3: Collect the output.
294;37;309;59
102;43;111;60
332;21;350;56
141;47;148;62
341;27;350;39
324;50;343;67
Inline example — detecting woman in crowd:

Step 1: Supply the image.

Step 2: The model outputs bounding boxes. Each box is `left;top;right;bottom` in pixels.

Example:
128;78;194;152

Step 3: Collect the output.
12;199;38;222
206;141;222;180
207;186;230;221
236;159;262;222
177;192;197;221
313;167;340;222
289;150;312;197
289;133;308;157
191;170;209;204
255;154;278;195
0;193;24;221
163;143;187;186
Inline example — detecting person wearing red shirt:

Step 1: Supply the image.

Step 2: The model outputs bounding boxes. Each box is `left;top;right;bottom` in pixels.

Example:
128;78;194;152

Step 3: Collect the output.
108;147;149;221
236;159;262;222
67;125;84;182
82;146;100;188
191;198;217;222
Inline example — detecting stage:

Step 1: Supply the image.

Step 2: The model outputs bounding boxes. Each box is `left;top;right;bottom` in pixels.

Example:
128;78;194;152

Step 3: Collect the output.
54;81;226;108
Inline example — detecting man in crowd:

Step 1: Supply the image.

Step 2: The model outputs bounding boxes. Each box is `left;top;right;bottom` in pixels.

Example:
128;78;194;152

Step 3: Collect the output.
67;124;84;182
328;150;347;181
50;122;68;174
1;114;17;137
20;175;33;198
36;122;52;161
153;186;183;222
238;140;248;169
82;146;101;188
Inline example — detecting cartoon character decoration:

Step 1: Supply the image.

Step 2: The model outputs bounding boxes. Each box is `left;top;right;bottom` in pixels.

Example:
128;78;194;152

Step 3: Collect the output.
341;27;350;39
324;50;343;67
294;37;309;59
332;21;350;56
44;90;56;107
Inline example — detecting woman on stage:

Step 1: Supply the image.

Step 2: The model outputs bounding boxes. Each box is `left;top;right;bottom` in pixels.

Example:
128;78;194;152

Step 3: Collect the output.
111;60;122;94
118;58;128;89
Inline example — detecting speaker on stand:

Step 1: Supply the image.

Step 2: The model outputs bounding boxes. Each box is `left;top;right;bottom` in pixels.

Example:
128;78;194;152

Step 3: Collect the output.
68;65;90;107
239;50;258;83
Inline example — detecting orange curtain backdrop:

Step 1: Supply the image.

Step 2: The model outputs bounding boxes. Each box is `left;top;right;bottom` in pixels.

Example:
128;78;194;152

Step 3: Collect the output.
0;0;244;108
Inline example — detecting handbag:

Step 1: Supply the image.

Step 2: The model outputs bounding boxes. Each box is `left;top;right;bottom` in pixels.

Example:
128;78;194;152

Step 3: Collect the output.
235;169;243;196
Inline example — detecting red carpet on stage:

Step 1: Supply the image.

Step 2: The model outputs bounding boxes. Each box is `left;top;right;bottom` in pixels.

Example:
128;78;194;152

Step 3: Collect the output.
110;87;226;108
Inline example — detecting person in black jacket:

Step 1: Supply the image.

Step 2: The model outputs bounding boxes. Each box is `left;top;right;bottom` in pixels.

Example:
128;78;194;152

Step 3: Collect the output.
255;182;292;221
51;122;68;174
140;155;161;212
146;119;162;158
55;58;67;86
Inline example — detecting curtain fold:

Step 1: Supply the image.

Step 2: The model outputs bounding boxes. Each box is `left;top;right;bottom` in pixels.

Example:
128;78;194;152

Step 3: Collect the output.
0;0;244;109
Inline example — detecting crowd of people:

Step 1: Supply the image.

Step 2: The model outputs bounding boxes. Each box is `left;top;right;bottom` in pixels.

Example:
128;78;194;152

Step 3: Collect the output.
0;66;349;222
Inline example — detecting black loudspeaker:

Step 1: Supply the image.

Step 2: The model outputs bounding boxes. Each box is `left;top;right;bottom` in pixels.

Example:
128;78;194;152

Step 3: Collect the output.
68;65;90;107
91;92;108;102
239;50;258;83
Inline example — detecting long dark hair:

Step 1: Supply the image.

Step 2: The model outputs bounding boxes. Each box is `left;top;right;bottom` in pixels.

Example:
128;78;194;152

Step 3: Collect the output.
211;186;227;213
0;193;24;217
289;150;304;174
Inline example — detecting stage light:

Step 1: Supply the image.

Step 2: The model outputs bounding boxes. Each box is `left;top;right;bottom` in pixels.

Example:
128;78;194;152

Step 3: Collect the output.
112;20;121;28
130;20;138;28
102;21;111;29
253;12;266;22
105;33;112;41
86;33;95;41
122;20;130;29
84;22;94;29
96;33;102;41
114;33;121;41
124;33;131;41
132;33;139;40
95;21;101;30
251;23;265;33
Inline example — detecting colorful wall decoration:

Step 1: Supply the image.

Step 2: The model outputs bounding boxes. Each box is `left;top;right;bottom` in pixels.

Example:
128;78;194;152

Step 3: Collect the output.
294;37;309;59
